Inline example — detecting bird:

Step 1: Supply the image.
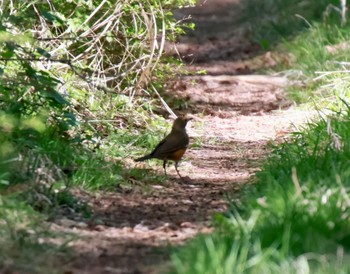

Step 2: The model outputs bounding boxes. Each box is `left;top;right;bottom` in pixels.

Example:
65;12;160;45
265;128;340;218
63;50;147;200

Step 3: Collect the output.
134;117;192;179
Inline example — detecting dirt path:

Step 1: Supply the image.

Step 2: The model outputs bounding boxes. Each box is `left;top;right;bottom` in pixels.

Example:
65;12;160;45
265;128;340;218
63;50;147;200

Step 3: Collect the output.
52;1;311;273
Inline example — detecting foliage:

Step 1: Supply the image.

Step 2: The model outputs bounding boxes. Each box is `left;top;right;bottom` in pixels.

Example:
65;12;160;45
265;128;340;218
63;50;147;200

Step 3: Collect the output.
0;0;195;270
0;0;195;189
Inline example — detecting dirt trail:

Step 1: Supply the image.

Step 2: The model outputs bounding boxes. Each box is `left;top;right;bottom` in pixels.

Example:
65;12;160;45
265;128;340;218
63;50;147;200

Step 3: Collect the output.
53;1;310;273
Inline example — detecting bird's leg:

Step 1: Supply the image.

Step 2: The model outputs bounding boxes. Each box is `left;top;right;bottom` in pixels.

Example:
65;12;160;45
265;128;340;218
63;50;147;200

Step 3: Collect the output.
175;161;184;181
163;160;167;176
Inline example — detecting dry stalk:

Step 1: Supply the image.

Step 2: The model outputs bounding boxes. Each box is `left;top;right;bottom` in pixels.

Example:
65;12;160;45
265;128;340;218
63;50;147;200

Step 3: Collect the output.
32;0;168;98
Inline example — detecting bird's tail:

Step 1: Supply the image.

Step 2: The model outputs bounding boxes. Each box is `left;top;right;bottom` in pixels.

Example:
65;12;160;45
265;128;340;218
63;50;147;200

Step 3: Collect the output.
134;154;152;162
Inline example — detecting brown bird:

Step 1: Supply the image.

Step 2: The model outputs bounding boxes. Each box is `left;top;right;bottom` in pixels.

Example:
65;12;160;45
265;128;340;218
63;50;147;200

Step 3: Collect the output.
135;117;192;179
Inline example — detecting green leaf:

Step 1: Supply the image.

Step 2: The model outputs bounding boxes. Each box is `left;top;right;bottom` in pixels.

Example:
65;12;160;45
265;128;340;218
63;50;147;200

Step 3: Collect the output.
64;112;77;126
1;49;14;59
41;88;69;105
41;11;65;24
37;48;51;59
0;179;9;186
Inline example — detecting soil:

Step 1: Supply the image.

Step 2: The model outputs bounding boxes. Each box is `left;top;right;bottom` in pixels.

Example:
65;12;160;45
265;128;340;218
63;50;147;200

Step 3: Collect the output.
51;1;312;273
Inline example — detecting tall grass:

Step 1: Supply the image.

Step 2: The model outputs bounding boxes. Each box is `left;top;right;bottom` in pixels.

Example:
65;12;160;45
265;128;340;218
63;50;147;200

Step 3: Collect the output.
240;0;350;104
241;0;345;48
170;1;350;273
171;99;350;274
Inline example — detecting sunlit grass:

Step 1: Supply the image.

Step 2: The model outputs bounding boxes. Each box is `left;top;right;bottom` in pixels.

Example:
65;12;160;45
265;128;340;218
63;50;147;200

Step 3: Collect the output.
170;1;350;272
171;103;350;274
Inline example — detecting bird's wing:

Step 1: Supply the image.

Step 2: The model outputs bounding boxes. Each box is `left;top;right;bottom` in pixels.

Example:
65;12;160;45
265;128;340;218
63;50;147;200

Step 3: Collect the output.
151;138;167;154
151;133;188;158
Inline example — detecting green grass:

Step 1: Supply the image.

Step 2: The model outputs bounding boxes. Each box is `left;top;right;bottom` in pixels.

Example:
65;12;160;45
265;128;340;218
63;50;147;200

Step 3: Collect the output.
170;1;350;273
0;195;73;273
0;96;171;271
241;0;344;49
170;102;350;274
240;0;350;105
279;22;350;104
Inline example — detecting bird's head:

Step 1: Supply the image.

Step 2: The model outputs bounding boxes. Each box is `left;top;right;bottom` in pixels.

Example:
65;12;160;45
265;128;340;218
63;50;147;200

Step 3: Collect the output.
172;116;192;130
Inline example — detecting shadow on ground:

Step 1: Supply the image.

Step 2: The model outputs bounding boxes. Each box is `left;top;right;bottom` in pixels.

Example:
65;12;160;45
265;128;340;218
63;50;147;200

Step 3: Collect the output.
172;0;260;65
49;1;313;273
52;137;263;273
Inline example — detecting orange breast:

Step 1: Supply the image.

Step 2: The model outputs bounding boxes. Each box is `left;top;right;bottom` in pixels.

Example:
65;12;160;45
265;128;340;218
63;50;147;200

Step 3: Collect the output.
168;148;187;161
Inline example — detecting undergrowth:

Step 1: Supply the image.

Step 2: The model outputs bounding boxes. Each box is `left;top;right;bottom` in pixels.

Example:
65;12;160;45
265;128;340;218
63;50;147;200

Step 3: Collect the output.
0;0;195;272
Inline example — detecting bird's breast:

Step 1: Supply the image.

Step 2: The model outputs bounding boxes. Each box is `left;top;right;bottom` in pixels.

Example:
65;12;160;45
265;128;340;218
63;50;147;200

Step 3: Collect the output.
167;147;187;161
